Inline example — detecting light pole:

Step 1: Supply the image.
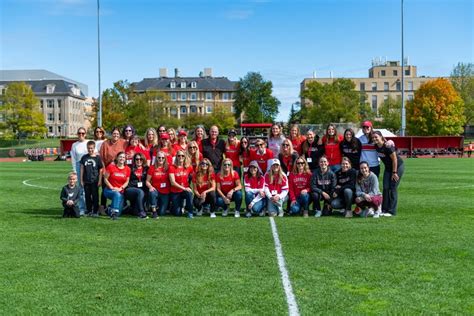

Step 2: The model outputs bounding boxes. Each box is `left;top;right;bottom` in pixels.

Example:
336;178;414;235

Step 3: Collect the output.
400;0;406;136
97;0;102;127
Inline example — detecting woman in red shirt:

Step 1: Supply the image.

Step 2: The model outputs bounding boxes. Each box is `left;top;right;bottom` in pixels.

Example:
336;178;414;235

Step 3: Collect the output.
239;137;252;174
192;158;217;218
146;151;170;218
169;150;194;218
321;124;343;173
244;160;266;217
151;133;175;165
167;128;178;146
144;127;158;151
125;136;151;167
173;129;188;153
216;158;242;217
186;141;203;172
264;159;289;217
103;152;131;220
289;157;312;217
288;124;306;155
225;129;241;176
249;138;273;173
278;139;299;177
192;126;206;153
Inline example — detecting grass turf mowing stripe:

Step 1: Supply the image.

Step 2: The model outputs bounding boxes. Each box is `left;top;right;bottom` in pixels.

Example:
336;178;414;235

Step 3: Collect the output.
270;217;300;316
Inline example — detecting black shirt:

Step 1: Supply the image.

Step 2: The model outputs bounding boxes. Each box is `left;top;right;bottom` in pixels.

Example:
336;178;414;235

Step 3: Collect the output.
301;139;325;171
80;154;103;184
376;144;404;172
202;138;226;170
339;138;362;168
334;168;357;196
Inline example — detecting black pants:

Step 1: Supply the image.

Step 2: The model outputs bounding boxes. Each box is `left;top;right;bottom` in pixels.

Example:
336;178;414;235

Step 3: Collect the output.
369;165;381;178
124;187;146;215
63;204;80;218
311;191;331;215
84;182;99;213
193;191;216;211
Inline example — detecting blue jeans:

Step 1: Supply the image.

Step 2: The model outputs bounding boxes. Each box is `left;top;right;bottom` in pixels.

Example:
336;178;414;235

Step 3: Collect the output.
382;164;404;215
124;187;146;215
170;191;193;216
217;190;242;212
290;193;310;214
103;188;125;215
267;195;288;215
245;190;266;214
149;190;169;216
75;161;86;215
331;188;354;211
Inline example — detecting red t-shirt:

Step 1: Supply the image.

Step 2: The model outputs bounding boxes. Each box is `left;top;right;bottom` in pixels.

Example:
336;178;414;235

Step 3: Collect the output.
241;149;253;168
125;145;151;165
249;149;273;173
216;170;240;195
192;172;215;194
322;134;343;166
288;172;311;202
106;164;131;192
291;136;306;155
244;174;265;190
225;141;241;168
173;143;188;153
190;152;204;172
151;147;174;165
147;165;170;194
280;154;294;175
169;165;194;193
264;173;289;195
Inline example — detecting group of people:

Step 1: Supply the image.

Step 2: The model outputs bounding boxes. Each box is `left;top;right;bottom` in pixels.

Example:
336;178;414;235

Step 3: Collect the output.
61;121;404;219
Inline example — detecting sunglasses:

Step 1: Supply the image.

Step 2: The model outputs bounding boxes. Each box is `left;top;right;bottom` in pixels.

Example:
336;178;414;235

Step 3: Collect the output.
157;157;165;160
297;162;305;165
189;146;197;149
135;158;143;161
77;132;85;135
125;129;132;132
177;155;185;158
257;144;264;147
95;130;103;134
282;144;290;147
223;163;232;167
200;162;209;166
158;130;166;132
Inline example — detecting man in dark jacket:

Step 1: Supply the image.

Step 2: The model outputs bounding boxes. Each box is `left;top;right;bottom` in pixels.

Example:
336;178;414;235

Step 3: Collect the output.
202;125;226;172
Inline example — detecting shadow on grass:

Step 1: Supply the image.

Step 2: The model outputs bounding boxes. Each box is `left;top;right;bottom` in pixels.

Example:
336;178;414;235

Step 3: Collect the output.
18;208;63;218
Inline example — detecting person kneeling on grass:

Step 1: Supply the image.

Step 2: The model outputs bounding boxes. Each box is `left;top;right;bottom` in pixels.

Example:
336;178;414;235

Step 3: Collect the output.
192;158;217;218
146;152;170;219
331;157;357;218
216;158;243;217
355;161;383;218
103;152;131;220
288;157;312;217
124;153;149;219
169;150;195;218
60;172;81;218
264;159;289;217
311;156;337;217
244;160;266;218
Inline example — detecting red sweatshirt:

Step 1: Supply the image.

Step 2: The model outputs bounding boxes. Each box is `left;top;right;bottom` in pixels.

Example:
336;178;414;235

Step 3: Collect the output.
322;134;343;166
288;172;311;202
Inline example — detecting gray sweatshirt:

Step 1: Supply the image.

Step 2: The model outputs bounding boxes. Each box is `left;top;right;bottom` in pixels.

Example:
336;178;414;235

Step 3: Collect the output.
355;172;381;197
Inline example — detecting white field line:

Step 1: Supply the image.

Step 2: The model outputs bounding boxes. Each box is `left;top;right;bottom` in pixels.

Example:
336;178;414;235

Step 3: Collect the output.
269;217;300;316
22;178;57;190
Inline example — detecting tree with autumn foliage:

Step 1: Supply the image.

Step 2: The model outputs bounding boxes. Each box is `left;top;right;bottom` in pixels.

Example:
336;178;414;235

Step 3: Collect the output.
406;78;465;135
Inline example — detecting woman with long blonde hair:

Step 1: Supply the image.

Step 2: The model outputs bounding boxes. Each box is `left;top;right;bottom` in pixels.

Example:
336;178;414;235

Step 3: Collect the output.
186;140;203;171
216;158;242;217
288;157;312;217
264;159;289;217
192;158;217;217
169;149;194;218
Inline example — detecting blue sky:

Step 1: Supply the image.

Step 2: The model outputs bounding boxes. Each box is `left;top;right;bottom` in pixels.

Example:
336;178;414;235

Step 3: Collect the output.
1;0;472;121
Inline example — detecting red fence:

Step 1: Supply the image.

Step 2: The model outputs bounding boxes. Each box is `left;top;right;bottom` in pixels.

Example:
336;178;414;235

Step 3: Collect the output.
386;136;464;157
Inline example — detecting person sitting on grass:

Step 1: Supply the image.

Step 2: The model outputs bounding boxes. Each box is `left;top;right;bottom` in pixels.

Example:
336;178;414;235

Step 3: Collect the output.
244;160;266;218
311;156;337;217
60;172;81;218
355;161;383;218
288;157;312;218
146;152;170;219
80;140;103;217
169;150;195;218
192;158;217;218
216;158;243;217
331;157;357;218
103;152;131;220
264;159;289;217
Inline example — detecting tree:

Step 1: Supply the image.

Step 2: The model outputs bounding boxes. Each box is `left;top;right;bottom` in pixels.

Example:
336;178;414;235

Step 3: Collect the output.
406;78;465;135
233;72;280;123
300;78;362;125
288;102;301;124
92;80;130;131
376;97;401;134
0;82;47;139
207;104;236;133
450;62;474;126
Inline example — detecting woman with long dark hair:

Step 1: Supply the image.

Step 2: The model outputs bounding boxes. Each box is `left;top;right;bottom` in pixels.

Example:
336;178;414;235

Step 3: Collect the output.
301;130;324;173
124;152;149;218
331;157;357;218
103;151;130;220
244;160;266;217
321;124;343;173
339;128;362;168
355;161;383;218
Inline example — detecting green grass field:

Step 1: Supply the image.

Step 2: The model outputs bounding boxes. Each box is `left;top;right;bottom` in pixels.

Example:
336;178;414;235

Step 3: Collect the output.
0;159;473;314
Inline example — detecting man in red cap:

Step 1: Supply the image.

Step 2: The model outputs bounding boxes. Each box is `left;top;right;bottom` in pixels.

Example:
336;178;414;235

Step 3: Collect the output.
358;120;381;177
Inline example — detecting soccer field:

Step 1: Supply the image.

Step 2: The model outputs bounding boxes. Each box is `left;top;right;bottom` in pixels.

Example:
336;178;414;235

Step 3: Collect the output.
0;159;473;314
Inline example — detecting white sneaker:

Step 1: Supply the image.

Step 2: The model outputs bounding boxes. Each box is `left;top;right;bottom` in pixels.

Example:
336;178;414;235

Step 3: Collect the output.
367;208;375;217
196;209;203;216
210;212;216;218
222;210;228;217
278;210;284;217
382;212;392;217
373;211;381;219
234;211;240;218
259;211;265;217
314;211;322;218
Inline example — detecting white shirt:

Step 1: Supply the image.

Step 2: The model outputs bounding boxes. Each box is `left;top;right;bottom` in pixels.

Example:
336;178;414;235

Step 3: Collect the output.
71;140;89;172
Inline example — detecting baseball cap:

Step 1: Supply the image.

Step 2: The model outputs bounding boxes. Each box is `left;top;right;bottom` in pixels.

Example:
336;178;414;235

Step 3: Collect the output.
161;133;170;140
228;129;237;136
178;130;187;137
361;120;373;128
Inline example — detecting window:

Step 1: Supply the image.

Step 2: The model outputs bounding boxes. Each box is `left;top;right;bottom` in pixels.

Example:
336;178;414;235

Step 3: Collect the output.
48;126;53;133
407;81;414;90
191;82;197;88
170;108;177;116
371;95;377;112
40;100;44;109
396;82;401;91
206;105;212;113
170;92;177;101
180;82;186;89
393;70;398;76
405;69;410;76
58;126;62;134
181;106;187;114
0;86;5;95
407;94;414;101
230;105;235;113
180;93;187;101
359;82;366;91
47;100;54;108
205;92;212;100
57;100;61;108
371;82;377;91
190;92;197;101
222;93;229;100
384;82;389;91
170;82;176;89
48;113;54;121
58;113;61;121
46;84;55;94
190;106;197;113
381;70;386;76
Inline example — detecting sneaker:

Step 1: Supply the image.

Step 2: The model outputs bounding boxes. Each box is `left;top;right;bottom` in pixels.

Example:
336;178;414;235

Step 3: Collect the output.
303;210;309;218
245;212;252;218
187;212;194;219
373;210;381;219
278;210;284;217
382;212;392;217
234;211;240;218
138;212;148;219
152;212;158;219
269;212;277;217
314;211;322;218
259;211;265;217
367;208;375;217
210;212;217;218
111;212;118;220
222;210;228;217
92;212;99;218
203;206;210;215
196;209;203;216
345;210;353;218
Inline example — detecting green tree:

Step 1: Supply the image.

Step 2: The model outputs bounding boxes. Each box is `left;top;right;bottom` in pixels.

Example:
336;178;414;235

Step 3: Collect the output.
234;72;280;123
92;80;130;131
126;90;172;135
376;97;401;134
0;82;47;139
207;104;236;133
288;102;301;124
450;62;474;126
301;78;361;125
407;78;465;135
